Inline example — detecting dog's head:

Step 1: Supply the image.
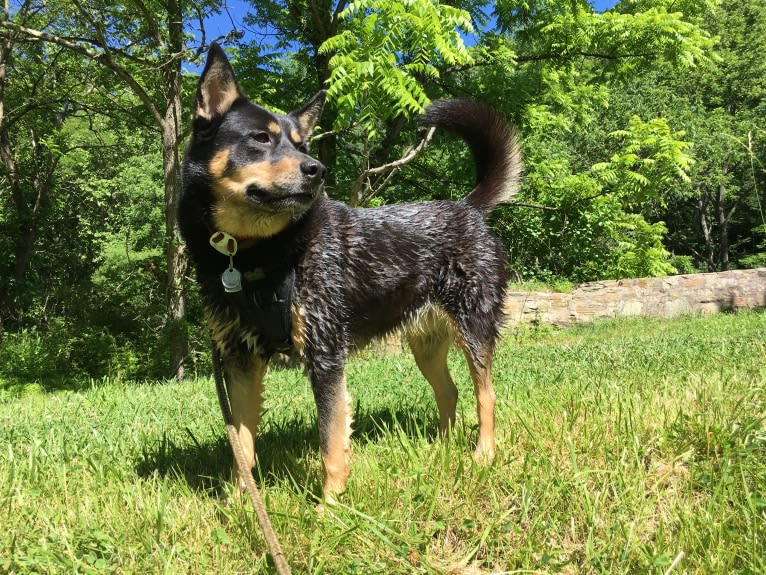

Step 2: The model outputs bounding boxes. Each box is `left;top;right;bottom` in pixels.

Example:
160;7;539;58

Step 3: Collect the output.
189;43;326;240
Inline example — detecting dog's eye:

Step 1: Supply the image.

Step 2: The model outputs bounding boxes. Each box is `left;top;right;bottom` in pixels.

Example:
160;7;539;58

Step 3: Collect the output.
249;132;271;144
296;143;308;153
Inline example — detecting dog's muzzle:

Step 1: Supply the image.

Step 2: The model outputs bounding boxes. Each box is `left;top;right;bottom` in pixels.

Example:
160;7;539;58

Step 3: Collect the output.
245;158;325;212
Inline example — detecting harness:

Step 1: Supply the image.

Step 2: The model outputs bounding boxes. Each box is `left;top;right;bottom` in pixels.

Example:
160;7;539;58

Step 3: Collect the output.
209;231;295;354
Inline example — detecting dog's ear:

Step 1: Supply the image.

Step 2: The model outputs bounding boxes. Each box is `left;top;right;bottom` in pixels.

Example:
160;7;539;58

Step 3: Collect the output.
289;91;326;139
195;43;242;120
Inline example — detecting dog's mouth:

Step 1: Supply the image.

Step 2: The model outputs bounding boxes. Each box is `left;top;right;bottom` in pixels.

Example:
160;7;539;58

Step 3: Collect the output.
245;184;319;212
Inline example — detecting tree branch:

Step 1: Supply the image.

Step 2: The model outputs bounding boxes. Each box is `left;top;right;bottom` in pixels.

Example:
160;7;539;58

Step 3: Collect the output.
507;200;558;211
515;49;655;63
0;19;165;128
132;0;166;48
349;127;436;206
308;0;327;39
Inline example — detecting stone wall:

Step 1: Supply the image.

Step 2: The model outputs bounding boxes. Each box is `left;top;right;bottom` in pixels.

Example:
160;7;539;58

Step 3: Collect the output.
505;268;766;327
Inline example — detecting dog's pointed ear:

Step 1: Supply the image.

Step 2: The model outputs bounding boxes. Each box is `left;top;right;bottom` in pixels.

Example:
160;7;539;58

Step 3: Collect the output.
290;91;326;139
195;43;242;120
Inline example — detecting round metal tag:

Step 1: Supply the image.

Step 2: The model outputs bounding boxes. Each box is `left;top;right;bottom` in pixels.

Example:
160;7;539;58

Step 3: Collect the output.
221;266;242;293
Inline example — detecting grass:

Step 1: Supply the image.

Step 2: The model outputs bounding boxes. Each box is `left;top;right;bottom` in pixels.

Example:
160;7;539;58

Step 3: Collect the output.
506;278;576;293
1;311;765;574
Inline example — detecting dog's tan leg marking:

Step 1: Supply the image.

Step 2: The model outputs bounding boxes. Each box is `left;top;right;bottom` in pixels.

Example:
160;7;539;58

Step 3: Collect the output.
224;355;268;487
321;380;353;503
408;333;458;433
465;353;496;462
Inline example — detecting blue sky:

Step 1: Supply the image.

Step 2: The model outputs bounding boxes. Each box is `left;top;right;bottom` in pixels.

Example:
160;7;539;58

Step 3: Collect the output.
592;0;619;11
203;0;621;41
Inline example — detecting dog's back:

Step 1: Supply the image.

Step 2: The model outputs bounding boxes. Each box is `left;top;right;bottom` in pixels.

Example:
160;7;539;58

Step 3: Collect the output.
293;99;521;350
299;197;507;348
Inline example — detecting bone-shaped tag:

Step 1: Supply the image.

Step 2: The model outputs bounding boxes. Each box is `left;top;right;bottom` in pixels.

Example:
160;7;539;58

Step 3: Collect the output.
209;231;238;256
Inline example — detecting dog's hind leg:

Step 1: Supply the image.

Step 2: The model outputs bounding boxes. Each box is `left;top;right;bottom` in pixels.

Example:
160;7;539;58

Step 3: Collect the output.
464;349;496;462
451;318;498;462
224;353;268;488
408;327;458;434
309;363;353;503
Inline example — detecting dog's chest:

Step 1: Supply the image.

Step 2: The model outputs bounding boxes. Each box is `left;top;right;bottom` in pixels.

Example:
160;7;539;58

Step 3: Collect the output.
205;265;295;356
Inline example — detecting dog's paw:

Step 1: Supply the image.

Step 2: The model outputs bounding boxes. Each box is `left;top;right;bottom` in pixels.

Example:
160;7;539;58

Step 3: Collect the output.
473;442;496;465
315;495;340;519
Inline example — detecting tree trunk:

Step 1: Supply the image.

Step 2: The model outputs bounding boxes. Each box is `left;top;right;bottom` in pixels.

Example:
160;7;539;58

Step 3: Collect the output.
162;122;187;380
716;183;730;272
163;0;188;381
314;46;337;190
697;192;716;271
0;5;12;331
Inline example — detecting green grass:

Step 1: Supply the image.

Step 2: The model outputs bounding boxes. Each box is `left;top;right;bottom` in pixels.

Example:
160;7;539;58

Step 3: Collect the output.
506;278;576;293
1;311;765;574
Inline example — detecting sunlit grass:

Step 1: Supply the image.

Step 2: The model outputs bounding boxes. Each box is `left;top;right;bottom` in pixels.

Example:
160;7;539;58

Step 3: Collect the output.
2;311;765;573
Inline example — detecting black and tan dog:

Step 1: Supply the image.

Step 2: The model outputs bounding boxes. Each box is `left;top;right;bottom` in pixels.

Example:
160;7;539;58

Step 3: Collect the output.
179;44;522;502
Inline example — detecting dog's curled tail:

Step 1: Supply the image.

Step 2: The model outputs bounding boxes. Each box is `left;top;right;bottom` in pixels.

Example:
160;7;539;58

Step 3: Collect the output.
420;99;522;214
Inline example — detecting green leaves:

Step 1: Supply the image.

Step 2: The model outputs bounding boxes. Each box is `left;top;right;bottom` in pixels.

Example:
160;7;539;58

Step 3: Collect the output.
498;0;715;75
591;116;693;207
320;0;474;137
500;111;693;282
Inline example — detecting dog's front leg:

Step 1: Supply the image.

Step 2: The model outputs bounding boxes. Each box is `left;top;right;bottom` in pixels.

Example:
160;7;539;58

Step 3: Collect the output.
224;353;268;489
309;363;353;503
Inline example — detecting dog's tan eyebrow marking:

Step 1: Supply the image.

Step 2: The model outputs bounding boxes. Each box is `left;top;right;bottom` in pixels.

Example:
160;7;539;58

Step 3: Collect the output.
289;128;302;145
268;121;282;136
209;149;230;177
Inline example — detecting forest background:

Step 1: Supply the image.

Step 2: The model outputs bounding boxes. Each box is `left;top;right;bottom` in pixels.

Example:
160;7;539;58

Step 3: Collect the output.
0;0;764;384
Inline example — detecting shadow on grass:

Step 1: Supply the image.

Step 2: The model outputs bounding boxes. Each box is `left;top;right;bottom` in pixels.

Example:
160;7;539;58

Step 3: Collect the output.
134;403;441;496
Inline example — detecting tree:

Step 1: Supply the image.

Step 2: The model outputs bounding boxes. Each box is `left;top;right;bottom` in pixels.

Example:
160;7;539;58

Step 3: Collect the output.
0;0;91;330
683;0;765;271
608;0;766;272
0;0;234;378
310;0;710;280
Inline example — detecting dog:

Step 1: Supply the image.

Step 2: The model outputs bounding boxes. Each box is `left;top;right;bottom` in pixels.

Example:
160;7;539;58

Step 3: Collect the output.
179;43;522;502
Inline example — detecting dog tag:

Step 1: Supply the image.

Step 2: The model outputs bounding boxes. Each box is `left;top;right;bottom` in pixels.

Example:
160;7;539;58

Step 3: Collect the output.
222;265;242;293
210;231;238;257
211;232;242;293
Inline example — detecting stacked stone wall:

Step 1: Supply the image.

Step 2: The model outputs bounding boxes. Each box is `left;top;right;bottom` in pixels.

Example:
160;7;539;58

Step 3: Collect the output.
505;268;766;327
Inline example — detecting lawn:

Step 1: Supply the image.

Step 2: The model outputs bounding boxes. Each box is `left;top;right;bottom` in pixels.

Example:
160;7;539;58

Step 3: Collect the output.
1;311;765;574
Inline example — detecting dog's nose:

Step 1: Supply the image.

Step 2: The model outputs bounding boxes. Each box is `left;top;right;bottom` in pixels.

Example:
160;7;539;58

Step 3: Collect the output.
300;159;326;181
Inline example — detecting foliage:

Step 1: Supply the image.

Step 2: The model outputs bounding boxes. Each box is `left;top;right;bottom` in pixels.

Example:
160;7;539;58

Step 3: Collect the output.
592;116;693;205
2;0;765;383
320;0;474;136
496;0;715;73
486;110;691;280
605;0;766;271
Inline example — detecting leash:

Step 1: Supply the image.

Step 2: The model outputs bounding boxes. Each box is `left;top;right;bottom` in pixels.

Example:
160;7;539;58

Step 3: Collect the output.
211;343;292;575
